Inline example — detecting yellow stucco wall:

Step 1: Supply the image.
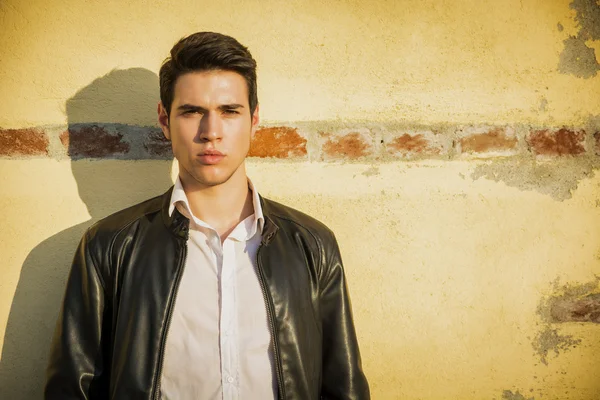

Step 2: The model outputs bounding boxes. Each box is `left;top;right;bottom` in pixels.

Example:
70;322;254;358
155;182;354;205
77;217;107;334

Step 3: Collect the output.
1;0;600;399
1;0;599;127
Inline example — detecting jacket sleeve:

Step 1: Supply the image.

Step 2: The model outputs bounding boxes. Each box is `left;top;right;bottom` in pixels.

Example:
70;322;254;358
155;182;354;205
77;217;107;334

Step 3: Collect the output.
319;233;370;400
44;230;111;399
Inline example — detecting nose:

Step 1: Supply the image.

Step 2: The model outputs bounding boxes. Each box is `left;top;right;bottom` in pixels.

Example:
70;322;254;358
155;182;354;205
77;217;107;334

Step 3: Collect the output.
197;111;222;142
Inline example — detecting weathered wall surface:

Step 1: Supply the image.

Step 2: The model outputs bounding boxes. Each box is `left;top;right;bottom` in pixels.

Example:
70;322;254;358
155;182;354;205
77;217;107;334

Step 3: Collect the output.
1;0;600;399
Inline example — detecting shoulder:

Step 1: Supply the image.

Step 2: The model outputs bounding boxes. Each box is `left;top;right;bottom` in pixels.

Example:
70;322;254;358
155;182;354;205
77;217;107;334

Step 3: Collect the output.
261;197;344;282
261;196;337;244
85;190;169;248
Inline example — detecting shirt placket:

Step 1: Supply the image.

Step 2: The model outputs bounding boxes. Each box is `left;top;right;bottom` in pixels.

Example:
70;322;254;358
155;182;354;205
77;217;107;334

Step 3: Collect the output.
219;238;239;400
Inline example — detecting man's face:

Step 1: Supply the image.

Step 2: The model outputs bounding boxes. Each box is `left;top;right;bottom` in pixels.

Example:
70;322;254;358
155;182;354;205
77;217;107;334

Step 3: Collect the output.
158;70;259;188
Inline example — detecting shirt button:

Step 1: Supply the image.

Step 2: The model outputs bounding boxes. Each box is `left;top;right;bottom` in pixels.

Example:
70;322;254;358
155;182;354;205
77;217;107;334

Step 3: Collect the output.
227;376;234;383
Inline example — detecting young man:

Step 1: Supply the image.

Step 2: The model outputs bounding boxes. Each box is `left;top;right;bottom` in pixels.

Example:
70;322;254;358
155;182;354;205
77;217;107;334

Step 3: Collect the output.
45;32;370;400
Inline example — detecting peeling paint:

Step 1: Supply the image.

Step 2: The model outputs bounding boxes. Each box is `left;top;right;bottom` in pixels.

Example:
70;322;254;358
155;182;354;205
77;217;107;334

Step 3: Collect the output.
538;97;548;113
501;390;534;400
558;36;600;78
532;326;582;365
538;277;600;323
471;157;600;201
552;293;600;322
558;0;600;78
531;278;600;365
570;0;600;41
361;165;380;176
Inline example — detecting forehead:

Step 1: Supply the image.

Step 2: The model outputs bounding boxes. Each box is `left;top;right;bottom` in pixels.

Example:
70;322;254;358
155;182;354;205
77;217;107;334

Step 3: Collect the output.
172;70;249;106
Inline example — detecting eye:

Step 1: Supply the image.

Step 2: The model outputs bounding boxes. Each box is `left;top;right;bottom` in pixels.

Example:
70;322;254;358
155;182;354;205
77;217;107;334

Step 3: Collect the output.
224;109;239;115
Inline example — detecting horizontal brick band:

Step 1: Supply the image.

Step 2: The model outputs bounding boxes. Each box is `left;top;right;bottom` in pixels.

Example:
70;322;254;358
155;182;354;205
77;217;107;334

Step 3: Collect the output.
1;123;599;160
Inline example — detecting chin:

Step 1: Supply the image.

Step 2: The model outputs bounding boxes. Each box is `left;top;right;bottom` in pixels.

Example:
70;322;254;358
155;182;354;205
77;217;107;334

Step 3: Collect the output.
198;179;227;187
191;170;235;187
180;160;244;188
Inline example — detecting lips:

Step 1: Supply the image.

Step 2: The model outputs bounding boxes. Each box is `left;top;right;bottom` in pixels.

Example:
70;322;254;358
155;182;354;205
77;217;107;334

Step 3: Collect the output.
197;150;224;165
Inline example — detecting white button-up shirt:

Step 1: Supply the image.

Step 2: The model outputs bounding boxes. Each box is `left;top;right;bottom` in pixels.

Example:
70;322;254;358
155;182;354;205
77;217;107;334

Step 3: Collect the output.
160;177;277;400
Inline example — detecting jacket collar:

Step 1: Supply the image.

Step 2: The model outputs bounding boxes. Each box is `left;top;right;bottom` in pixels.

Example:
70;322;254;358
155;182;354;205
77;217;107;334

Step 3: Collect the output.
161;186;190;240
259;196;279;245
160;186;279;245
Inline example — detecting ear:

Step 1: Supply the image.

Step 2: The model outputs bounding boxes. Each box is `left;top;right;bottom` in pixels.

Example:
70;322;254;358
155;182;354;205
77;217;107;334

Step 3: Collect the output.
250;103;260;139
157;102;171;140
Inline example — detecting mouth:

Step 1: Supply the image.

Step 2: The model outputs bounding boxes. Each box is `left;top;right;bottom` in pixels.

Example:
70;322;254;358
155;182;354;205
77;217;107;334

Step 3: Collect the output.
197;150;225;165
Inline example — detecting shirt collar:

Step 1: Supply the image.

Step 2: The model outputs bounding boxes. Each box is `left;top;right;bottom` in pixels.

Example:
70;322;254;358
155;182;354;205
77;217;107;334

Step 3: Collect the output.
168;176;265;239
248;179;265;234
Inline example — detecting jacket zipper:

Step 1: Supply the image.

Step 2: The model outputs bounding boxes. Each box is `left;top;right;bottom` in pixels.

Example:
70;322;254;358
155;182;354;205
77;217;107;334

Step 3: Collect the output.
256;241;286;400
153;238;188;399
151;232;284;399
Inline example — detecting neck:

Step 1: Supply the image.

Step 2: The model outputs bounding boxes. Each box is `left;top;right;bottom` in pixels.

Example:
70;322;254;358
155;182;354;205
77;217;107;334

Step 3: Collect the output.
179;165;254;241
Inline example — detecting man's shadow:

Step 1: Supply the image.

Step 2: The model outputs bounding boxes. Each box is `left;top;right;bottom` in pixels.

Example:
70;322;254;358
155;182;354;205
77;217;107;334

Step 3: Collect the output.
0;68;173;399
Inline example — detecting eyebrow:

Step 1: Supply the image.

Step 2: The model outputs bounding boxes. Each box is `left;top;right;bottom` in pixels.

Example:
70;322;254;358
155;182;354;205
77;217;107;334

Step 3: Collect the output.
176;103;245;113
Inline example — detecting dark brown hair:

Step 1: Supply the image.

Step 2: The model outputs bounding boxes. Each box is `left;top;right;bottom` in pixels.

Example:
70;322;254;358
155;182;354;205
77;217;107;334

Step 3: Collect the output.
159;32;258;118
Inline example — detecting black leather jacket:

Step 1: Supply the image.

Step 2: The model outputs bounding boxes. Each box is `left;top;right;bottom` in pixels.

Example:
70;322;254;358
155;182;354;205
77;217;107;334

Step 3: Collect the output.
45;188;370;399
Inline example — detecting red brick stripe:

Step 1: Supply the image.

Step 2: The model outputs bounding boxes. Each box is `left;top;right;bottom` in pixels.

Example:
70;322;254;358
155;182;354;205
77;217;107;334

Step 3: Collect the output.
1;124;598;160
527;128;586;156
60;125;130;158
460;128;518;154
0;128;49;156
321;132;371;160
249;127;307;159
386;132;445;158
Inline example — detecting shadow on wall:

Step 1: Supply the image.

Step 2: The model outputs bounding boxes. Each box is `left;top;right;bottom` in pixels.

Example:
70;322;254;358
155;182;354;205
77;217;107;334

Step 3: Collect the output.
0;68;173;399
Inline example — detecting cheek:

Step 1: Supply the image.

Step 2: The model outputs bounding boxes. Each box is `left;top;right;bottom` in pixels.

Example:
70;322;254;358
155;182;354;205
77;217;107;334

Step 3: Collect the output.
226;120;253;141
172;122;198;144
